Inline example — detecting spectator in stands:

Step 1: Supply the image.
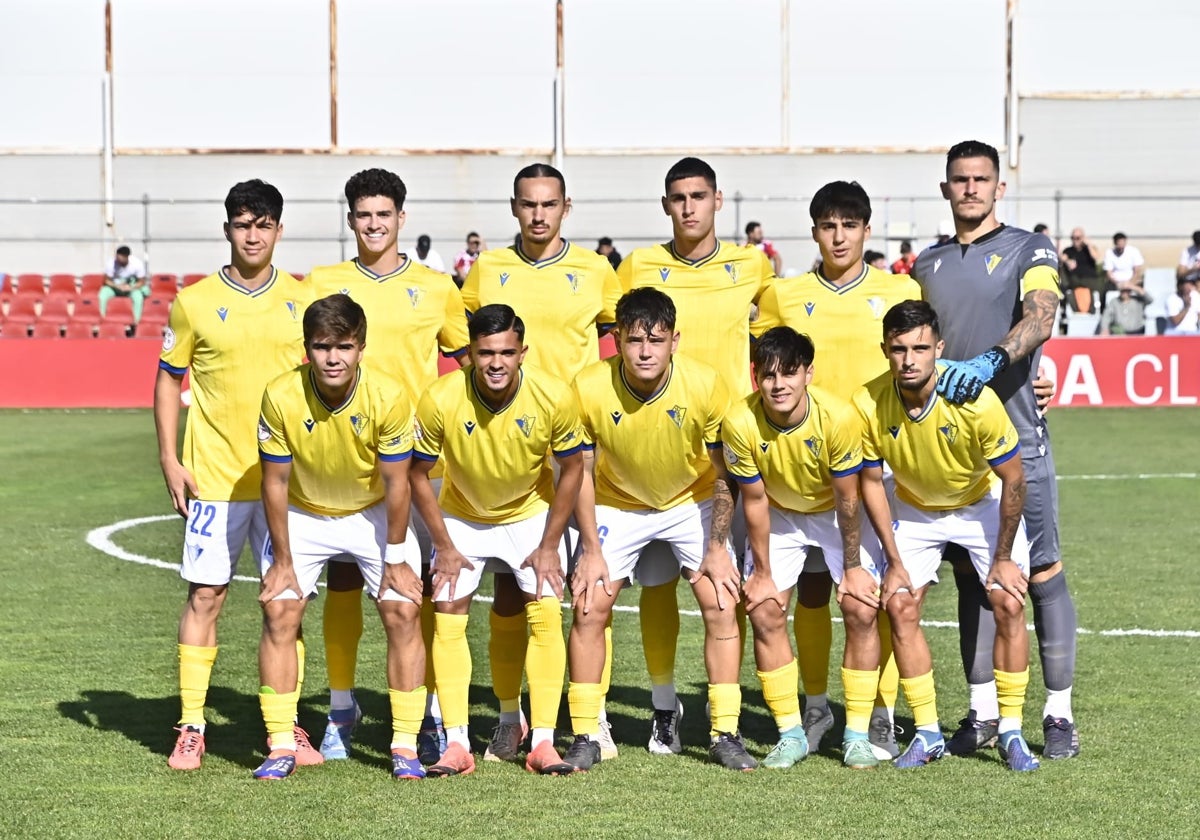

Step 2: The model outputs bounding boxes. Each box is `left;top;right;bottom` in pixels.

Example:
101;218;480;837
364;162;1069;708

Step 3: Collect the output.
1033;223;1050;235
453;232;483;288
890;239;916;274
1103;232;1145;294
101;245;148;322
410;234;447;274
1176;230;1200;283
1061;227;1102;313
1100;285;1152;335
596;236;622;270
1164;277;1200;336
864;250;889;271
744;221;784;275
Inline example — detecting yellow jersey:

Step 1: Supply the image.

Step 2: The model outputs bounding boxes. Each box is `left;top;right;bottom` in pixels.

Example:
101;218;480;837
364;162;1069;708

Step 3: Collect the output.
574;355;729;511
308;257;469;398
721;386;863;514
258;363;415;517
462;241;621;384
414;365;585;525
851;373;1020;511
159;268;310;501
752;264;921;402
617;240;774;399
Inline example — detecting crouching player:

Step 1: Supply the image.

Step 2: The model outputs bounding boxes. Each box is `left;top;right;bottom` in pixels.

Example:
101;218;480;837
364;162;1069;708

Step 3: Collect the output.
722;326;887;770
254;294;427;780
410;304;585;777
853;300;1039;771
564;287;754;773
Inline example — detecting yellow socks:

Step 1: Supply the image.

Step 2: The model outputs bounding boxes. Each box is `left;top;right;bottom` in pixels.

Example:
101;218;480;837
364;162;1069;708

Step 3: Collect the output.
389;686;428;750
874;611;899;712
757;659;802;734
524;599;566;732
640;580;680;694
433;613;472;729
708;683;742;738
178;644;217;727
899;671;939;730
600;613;613;697
295;637;306;698
489;609;527;716
568;681;604;737
842;667;881;736
793;602;832;698
259;688;299;750
323;588;363;693
996;668;1030;729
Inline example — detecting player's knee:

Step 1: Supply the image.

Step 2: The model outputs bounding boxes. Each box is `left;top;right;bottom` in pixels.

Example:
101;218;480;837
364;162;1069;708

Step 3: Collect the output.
377;599;420;628
987;590;1026;626
839;599;877;637
185;583;228;617
884;595;919;631
327;560;365;591
748;603;787;640
262;600;303;637
572;601;612;634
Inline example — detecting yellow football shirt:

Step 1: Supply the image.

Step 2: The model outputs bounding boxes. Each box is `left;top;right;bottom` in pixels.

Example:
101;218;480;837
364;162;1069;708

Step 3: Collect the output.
258;363;415;517
414;365;585;525
308;257;469;398
721;386;863;514
752;264;921;402
574;354;729;511
159;268;310;501
617;240;774;399
851;373;1020;511
462;242;621;384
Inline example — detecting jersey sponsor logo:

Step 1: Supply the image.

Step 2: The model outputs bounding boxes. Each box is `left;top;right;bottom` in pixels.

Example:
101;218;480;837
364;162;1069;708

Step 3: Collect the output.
1031;248;1058;264
303;418;315;433
500;272;510;287
934;258;943;274
257;417;272;442
804;436;823;458
666;405;687;429
724;263;738;283
515;414;536;438
407;287;422;307
464;420;476;435
938;422;959;444
985;254;1003;276
659;268;671;282
723;443;739;466
804;301;816;316
565;272;580;293
162;326;176;352
888;425;900;439
610;410;622;425
350;413;367;436
866;297;886;319
286;300;298;320
217;306;229;322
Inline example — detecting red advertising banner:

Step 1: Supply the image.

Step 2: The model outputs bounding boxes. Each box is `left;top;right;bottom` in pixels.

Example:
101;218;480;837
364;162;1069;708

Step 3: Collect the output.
2;336;1196;409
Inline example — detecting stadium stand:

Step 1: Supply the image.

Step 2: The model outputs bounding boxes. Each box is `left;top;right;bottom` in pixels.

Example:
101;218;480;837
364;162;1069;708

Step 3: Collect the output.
71;297;101;327
150;273;179;299
39;294;72;326
32;321;63;339
140;296;171;326
16;274;44;297
48;274;78;296
181;273;205;287
63;321;96;339
0;274;12;310
3;296;39;330
101;295;135;326
97;321;130;339
80;274;105;297
133;320;165;339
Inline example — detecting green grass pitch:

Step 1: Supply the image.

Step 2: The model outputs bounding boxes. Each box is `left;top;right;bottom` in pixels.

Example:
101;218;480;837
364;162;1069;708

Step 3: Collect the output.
1;407;1198;839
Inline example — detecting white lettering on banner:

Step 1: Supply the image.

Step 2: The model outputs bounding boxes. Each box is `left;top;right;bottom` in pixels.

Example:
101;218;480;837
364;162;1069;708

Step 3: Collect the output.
1060;355;1101;405
1127;354;1162;405
1169;355;1198;405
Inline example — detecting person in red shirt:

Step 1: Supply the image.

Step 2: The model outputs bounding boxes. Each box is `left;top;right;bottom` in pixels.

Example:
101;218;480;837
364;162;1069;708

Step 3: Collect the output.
890;239;917;275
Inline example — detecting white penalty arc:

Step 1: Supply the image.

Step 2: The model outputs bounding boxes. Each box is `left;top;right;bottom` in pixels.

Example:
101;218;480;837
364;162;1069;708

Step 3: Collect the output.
86;514;1200;640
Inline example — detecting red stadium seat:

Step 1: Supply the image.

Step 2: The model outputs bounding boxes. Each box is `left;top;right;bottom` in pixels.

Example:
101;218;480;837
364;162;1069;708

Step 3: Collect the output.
3;295;38;326
141;296;172;326
0;274;12;309
16;273;45;297
31;320;63;339
47;274;78;296
97;321;129;339
39;294;72;325
0;324;30;338
134;320;165;339
101;295;135;325
72;297;101;326
64;320;95;339
182;273;206;287
80;274;106;297
151;273;179;300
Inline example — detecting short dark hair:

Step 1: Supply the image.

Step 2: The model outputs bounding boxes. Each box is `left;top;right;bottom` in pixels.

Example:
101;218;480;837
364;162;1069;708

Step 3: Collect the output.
1192;230;1200;247
115;245;132;257
946;140;1001;176
344;168;406;212
665;157;717;193
809;181;872;225
1113;232;1127;243
466;231;480;243
616;287;676;335
224;179;283;223
304;293;366;346
753;327;814;376
899;239;913;254
417;234;431;248
1033;223;1049;235
883;299;940;343
863;250;886;264
745;221;761;236
469;303;524;342
597;236;613;247
513;163;565;197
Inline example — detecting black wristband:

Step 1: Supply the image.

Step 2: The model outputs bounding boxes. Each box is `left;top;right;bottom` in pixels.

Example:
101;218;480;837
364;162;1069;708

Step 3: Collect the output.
988;345;1011;374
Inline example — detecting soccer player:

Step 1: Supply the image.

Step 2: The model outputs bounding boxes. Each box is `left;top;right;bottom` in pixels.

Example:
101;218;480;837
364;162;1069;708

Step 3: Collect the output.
752;180;919;759
411;304;585;777
460;163;622;762
723;326;886;770
853;300;1039;772
911;140;1079;760
154;179;313;771
563;287;754;773
615;157;776;754
254;293;427;780
308;168;469;762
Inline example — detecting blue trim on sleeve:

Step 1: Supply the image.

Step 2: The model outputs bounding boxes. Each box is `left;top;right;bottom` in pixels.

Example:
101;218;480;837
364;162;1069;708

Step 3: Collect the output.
553;443;586;459
705;441;722;450
413;451;439;463
987;443;1021;467
159;360;187;375
379;450;413;462
579;443;596;452
443;346;468;358
259;451;292;463
731;473;763;485
830;463;865;478
861;458;884;469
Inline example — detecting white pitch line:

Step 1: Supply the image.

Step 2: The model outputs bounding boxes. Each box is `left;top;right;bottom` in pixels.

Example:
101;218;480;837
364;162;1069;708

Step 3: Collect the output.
1058;472;1197;481
87;515;1200;639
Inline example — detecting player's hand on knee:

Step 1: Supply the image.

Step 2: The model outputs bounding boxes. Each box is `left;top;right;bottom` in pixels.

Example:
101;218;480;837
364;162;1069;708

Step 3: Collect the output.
699;547;741;611
380;562;423;602
431;547;474;602
570;546;611;614
259;562;300;604
879;563;913;608
985;558;1028;605
837;566;881;610
522;544;565;600
741;570;785;614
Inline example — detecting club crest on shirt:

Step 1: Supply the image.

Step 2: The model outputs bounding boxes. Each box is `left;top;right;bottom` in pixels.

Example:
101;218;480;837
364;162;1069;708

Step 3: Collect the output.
659;268;671;282
724;263;738;283
217;306;229;322
286;301;298;320
162;326;176;352
888;425;900;439
407;287;422;308
515;414;536;438
985;254;1003;276
666;405;686;429
565;272;580;293
499;272;510;287
464;420;476;436
350;414;367;436
804;301;816;316
939;422;958;444
303;418;315;433
610;411;622;425
804;437;822;458
866;297;886;319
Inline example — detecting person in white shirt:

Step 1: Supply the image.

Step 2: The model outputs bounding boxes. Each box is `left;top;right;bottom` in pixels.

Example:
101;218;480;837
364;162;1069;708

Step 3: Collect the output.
409;234;447;274
1164;278;1200;336
101;245;149;321
1176;231;1200;283
1102;232;1145;291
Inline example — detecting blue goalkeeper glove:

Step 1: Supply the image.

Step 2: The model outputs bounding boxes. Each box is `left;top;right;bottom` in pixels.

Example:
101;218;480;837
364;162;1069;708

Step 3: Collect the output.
936;346;1010;404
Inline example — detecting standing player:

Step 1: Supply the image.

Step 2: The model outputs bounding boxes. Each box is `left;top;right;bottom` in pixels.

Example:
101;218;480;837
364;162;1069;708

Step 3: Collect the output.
852;300;1039;772
460;162;622;762
563;288;754;773
615;158;776;753
308;168;469;762
411;304;585;777
255;294;427;780
911;140;1079;760
752;181;919;758
722;326;886;770
154;179;313;770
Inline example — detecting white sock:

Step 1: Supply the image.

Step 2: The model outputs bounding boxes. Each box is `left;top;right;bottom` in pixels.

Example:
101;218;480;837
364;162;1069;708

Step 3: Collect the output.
998;716;1022;736
330;689;354;710
969;680;999;720
531;727;554;749
446;725;469;748
804;693;828;714
651;683;677;711
425;692;442;722
1043;687;1073;721
598;705;608;724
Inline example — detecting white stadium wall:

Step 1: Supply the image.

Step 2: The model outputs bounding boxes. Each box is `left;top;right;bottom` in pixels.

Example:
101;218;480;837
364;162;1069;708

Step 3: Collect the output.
2;0;1199;274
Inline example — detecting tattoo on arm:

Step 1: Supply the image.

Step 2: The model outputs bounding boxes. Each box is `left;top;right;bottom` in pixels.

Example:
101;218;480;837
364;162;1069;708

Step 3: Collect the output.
995;471;1027;559
999;288;1058;364
834;480;862;570
709;476;734;545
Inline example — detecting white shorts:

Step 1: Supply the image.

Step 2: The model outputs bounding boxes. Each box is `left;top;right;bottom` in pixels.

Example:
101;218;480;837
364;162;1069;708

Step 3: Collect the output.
179;499;266;586
744;506;885;590
892;492;1031;591
432;510;566;601
596;498;734;583
260;502;421;603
